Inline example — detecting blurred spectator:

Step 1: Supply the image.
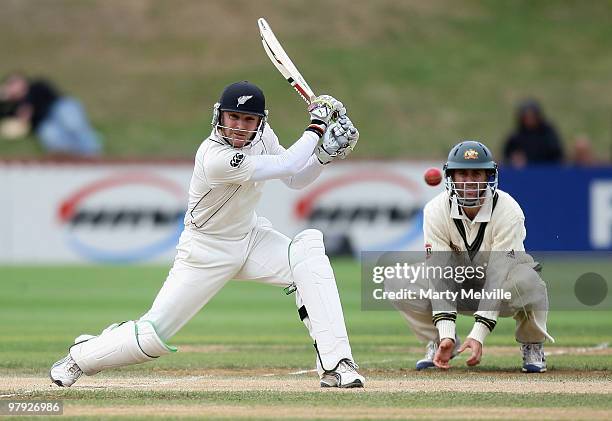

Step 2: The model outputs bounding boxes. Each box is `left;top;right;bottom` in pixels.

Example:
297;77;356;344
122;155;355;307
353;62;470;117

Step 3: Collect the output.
0;73;101;157
571;134;599;166
502;99;564;168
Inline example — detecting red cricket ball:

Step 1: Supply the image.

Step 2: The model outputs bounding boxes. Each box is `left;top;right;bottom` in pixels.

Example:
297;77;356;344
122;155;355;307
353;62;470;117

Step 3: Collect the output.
424;167;442;186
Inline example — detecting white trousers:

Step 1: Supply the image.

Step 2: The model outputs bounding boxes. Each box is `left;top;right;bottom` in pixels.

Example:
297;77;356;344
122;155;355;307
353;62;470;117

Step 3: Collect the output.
140;217;298;340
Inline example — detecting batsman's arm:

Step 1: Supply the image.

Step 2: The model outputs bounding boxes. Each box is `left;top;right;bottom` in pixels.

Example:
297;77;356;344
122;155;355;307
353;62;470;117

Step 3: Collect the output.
281;153;325;189
249;95;343;182
249;130;320;182
204;129;319;187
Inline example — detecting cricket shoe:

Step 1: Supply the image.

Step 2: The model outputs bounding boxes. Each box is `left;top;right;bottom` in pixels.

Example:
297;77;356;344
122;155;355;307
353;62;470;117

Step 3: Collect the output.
320;359;365;388
49;354;83;387
416;336;461;370
521;343;547;373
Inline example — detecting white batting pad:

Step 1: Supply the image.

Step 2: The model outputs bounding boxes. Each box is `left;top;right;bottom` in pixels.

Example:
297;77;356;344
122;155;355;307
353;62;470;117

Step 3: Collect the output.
289;229;353;371
69;320;176;375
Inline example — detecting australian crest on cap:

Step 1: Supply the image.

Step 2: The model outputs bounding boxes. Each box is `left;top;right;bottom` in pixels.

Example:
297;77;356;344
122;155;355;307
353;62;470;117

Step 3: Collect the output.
464;149;479;160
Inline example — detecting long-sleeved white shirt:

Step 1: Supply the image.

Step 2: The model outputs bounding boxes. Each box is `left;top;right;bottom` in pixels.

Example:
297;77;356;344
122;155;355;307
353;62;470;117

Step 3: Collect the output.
184;124;324;238
424;189;527;343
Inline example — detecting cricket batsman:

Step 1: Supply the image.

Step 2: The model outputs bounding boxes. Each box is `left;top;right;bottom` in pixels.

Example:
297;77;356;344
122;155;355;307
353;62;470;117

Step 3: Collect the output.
50;81;365;388
387;141;554;372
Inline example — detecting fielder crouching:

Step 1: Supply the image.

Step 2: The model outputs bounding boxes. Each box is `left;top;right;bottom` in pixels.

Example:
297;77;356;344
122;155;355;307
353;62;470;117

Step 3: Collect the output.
50;81;364;388
386;141;554;373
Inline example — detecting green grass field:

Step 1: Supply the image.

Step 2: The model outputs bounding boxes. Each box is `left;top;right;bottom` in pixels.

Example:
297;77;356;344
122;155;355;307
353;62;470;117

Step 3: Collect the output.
1;0;612;161
2;260;611;419
2;2;611;419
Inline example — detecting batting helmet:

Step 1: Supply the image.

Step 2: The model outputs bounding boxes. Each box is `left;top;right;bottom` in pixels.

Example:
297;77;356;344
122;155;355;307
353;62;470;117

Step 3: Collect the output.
443;140;498;208
211;81;268;148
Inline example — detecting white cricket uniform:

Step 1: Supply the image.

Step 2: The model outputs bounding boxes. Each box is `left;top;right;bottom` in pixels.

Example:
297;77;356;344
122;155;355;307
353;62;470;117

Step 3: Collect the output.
388;188;553;344
55;121;358;385
139;123;355;370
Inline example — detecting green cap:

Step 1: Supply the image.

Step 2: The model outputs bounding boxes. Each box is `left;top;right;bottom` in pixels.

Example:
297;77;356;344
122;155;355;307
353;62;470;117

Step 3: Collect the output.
444;140;497;171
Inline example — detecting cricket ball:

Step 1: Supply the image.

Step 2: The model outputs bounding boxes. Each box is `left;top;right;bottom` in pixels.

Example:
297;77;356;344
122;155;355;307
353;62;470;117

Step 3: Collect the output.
424;167;442;186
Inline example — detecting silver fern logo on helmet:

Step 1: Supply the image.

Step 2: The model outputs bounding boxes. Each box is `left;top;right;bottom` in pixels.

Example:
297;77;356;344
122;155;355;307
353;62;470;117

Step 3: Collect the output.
237;95;253;107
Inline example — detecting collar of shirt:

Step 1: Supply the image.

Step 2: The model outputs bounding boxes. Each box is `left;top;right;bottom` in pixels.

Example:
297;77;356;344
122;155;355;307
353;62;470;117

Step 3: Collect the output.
450;188;493;224
209;128;225;144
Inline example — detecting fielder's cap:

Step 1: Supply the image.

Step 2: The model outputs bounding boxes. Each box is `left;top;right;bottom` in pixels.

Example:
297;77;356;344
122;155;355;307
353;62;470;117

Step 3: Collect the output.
444;140;497;171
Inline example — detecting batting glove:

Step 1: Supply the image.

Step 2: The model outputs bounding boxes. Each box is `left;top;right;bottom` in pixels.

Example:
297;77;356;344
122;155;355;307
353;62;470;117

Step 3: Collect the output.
315;116;354;165
335;116;359;160
307;95;346;137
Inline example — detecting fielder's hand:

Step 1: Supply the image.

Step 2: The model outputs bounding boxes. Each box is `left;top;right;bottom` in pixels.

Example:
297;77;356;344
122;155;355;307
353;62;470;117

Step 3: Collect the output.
433;338;455;369
308;95;346;135
457;337;482;366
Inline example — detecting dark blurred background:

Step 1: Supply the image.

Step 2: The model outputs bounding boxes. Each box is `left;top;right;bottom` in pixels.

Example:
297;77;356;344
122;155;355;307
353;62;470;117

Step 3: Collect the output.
1;0;611;162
